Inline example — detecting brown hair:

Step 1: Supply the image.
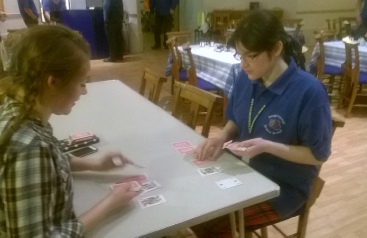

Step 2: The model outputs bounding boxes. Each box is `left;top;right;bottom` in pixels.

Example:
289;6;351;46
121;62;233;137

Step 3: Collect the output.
0;24;90;147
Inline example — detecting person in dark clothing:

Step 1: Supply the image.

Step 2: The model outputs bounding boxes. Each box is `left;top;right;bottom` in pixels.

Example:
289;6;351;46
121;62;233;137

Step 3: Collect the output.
17;0;39;28
103;0;124;62
354;0;367;39
150;0;178;49
42;0;67;23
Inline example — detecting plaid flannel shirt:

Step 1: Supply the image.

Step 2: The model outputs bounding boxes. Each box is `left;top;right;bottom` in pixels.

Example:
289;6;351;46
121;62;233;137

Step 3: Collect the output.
0;97;83;237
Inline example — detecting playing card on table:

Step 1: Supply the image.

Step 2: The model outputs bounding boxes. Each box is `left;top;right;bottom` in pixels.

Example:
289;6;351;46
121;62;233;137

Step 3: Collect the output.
216;177;243;189
177;146;196;155
138;194;167;208
192;159;214;166
171;141;193;148
197;166;222;176
140;180;161;193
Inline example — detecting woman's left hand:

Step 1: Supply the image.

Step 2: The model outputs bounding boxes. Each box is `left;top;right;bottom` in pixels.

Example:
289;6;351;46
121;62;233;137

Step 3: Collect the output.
228;138;271;159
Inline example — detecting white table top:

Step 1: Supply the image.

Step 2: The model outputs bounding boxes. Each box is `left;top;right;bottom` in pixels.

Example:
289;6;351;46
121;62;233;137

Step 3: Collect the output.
308;40;367;73
179;45;241;97
50;80;279;238
181;44;240;65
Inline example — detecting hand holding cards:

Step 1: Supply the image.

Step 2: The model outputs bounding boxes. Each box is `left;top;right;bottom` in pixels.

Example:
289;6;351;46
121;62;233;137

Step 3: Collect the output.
224;142;247;153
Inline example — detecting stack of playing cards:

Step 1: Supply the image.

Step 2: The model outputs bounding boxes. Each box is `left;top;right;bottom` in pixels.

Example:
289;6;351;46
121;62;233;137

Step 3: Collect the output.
171;141;196;155
224;142;247;153
111;174;161;194
111;174;168;209
59;132;99;152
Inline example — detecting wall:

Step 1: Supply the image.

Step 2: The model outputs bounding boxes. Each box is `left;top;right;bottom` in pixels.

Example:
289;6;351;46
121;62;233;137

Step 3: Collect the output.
123;0;143;53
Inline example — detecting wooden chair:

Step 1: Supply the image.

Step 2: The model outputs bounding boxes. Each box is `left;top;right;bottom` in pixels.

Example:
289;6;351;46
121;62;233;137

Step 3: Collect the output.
172;81;223;137
338;17;357;38
166;37;189;95
211;11;230;43
326;18;338;32
233;116;345;238
282;18;303;28
338;39;367;117
139;68;167;104
183;46;220;92
314;31;342;100
166;31;191;46
292;22;304;39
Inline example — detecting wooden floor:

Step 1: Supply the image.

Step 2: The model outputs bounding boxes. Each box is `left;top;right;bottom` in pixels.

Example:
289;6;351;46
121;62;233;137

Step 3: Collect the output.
89;45;367;237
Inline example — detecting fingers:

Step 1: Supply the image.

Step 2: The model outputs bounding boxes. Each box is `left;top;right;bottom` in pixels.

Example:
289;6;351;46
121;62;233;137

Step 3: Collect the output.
195;138;224;161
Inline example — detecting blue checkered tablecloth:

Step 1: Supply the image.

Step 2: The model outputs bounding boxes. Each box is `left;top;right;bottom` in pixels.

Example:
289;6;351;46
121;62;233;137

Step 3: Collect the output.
308;41;367;74
178;45;242;98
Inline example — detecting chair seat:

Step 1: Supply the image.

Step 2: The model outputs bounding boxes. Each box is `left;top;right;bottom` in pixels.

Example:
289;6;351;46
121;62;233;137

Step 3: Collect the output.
359;71;367;84
246;206;304;232
197;77;220;91
324;64;343;75
179;70;189;81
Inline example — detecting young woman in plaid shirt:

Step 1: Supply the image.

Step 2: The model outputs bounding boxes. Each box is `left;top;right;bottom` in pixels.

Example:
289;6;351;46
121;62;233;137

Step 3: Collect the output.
0;25;140;237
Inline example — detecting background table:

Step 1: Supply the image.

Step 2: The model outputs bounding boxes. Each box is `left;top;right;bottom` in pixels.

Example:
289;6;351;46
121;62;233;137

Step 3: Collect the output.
179;45;242;98
308;41;367;74
50;80;279;238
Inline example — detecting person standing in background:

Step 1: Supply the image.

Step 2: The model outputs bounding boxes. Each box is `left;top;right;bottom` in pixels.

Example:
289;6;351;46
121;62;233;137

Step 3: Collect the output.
103;0;124;63
18;0;39;27
42;0;67;23
150;0;178;49
354;0;367;39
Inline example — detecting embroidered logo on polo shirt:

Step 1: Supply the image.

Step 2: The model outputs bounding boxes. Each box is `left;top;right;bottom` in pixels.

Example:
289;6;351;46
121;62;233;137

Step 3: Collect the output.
264;115;285;135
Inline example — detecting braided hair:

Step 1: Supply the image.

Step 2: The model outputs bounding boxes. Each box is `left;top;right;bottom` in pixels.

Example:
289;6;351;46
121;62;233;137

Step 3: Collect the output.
0;24;90;148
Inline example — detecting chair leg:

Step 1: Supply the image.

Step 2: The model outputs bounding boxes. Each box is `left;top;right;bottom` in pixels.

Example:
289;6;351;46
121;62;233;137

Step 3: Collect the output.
171;77;175;95
328;75;335;94
260;227;268;238
345;83;358;117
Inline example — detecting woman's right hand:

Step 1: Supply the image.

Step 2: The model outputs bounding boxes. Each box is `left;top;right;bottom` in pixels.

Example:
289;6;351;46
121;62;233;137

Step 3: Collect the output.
195;137;226;161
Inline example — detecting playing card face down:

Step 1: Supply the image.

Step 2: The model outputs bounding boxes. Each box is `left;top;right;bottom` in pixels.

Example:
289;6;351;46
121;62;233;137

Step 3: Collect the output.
171;141;192;148
178;146;196;155
216;177;243;189
138;194;167;208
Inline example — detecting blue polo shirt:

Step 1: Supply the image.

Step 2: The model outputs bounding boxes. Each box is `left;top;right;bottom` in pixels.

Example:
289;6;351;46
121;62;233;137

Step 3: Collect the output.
150;0;178;16
226;59;332;218
18;0;39;21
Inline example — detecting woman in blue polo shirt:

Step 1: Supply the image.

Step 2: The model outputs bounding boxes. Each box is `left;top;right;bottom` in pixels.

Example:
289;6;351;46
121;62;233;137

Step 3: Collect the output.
193;10;332;237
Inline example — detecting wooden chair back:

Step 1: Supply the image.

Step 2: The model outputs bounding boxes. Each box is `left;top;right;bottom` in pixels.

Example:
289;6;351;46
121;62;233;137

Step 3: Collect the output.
139;68;167;104
314;30;337;81
166;31;191;46
182;46;199;87
172;81;223;137
167;37;188;94
166;37;182;81
292;22;304;38
338;40;367;117
338;17;357;38
326;18;338;31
